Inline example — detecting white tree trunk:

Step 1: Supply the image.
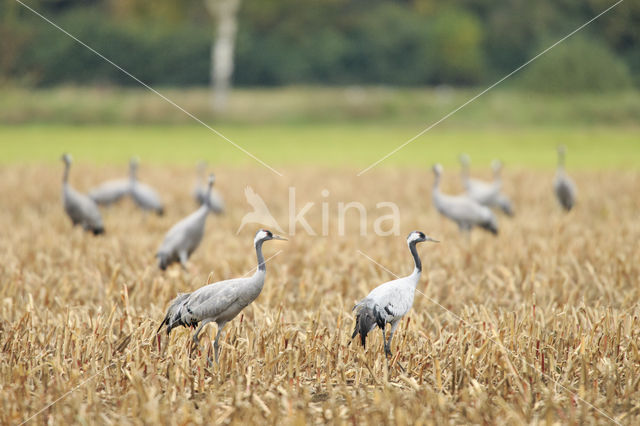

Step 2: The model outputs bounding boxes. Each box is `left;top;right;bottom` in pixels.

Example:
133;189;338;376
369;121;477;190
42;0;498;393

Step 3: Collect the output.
205;0;240;112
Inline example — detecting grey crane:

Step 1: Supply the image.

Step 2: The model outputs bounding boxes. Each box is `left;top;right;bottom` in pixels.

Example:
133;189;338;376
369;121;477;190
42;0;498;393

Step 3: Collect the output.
352;231;438;357
432;164;498;235
61;154;105;235
193;162;225;214
156;174;216;270
459;154;514;216
87;159;136;206
156;229;286;362
554;145;576;211
130;158;164;215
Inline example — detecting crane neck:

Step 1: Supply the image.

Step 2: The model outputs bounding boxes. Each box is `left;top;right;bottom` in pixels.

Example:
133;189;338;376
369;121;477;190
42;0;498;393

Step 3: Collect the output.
558;152;565;169
460;162;469;182
62;162;69;183
433;172;441;190
204;181;214;210
408;241;422;273
255;239;266;273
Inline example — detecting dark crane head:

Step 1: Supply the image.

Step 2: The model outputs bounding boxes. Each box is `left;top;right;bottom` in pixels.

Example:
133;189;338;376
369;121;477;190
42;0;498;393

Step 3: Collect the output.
61;153;72;166
407;231;439;245
254;229;287;246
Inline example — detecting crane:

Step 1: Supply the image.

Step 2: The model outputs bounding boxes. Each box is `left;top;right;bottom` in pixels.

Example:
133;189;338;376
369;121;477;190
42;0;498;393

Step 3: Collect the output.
156;174;216;270
88;159;136;206
61;154;105;235
432;163;498;235
157;229;287;362
193;162;225;214
130;158;164;215
352;231;438;357
554;145;576;211
459;154;513;216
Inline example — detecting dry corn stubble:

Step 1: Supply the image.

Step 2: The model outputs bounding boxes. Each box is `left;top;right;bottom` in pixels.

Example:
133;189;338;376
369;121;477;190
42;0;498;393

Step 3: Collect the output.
0;164;639;425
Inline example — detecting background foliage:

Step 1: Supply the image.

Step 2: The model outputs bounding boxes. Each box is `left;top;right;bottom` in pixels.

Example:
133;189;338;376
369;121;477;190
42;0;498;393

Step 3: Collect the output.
2;0;638;90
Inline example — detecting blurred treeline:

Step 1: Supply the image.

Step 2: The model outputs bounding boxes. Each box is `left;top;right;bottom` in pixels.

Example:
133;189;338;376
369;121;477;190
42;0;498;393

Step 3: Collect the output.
2;0;638;91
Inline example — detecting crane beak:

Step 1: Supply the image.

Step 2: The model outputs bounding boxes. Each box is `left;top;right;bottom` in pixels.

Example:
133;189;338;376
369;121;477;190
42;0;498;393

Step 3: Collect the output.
426;237;439;243
272;235;288;241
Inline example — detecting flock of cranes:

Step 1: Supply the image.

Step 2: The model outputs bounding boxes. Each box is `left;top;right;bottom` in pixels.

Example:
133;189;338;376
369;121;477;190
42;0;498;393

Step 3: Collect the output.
60;146;577;362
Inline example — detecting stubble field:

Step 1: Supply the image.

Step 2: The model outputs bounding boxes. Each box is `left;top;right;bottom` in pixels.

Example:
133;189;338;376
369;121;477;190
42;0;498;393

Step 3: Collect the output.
1;163;639;424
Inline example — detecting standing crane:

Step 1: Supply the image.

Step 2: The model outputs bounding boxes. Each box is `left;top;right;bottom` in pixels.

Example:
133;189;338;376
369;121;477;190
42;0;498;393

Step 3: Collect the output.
61;154;105;235
352;231;438;358
193;162;225;214
459;154;513;216
130;158;164;216
157;229;287;362
554;145;576;211
88;159;135;206
432;164;498;235
156;174;216;270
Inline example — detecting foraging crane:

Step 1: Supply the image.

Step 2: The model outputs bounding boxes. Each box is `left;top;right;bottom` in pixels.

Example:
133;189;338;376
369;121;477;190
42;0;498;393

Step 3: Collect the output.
156;174;216;270
130;158;164;215
88;159;136;206
352;231;438;357
554;145;576;211
432;164;498;235
157;229;287;362
193;162;225;214
61;153;105;235
459;154;513;216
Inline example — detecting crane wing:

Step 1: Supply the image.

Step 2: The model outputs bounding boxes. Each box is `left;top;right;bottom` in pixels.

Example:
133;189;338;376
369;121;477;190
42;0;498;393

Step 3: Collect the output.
185;278;245;320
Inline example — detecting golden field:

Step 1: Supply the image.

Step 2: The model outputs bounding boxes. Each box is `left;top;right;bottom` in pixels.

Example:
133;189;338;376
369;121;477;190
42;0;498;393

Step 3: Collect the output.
1;164;639;425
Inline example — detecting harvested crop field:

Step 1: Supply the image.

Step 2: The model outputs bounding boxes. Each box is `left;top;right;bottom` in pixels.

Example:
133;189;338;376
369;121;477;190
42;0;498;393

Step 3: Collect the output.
1;164;639;424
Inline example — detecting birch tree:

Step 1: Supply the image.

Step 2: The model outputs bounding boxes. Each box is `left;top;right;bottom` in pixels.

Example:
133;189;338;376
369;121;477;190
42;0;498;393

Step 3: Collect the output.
205;0;240;112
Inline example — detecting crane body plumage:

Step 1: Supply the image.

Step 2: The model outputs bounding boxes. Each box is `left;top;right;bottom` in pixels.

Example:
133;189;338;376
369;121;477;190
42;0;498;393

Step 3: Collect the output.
88;179;130;206
432;164;498;235
61;154;104;235
554;146;576;211
157;175;216;270
129;159;164;215
352;231;437;357
193;163;225;214
157;229;286;362
460;155;514;216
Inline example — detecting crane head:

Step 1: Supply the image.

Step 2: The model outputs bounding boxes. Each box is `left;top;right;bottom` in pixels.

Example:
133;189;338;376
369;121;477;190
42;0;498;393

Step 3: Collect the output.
254;229;287;245
432;163;443;176
207;174;215;187
407;230;439;245
61;153;72;165
458;153;470;166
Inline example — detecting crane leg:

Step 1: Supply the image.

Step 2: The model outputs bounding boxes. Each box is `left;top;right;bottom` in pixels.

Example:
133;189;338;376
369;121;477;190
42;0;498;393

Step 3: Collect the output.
213;322;227;363
192;319;213;350
179;251;189;270
384;321;400;358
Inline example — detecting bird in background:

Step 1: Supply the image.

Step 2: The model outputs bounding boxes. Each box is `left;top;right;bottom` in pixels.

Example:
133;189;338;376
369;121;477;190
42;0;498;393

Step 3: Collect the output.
432;164;498;235
129;158;164;216
61;153;105;235
236;186;285;234
88;159;135;206
554;145;577;211
156;174;217;270
352;231;438;358
459;154;513;216
157;229;287;363
193;161;225;214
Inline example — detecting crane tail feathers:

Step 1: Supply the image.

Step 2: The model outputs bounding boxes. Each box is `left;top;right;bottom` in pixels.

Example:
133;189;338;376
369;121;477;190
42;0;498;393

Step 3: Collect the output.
352;305;386;349
157;293;191;336
480;219;498;235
